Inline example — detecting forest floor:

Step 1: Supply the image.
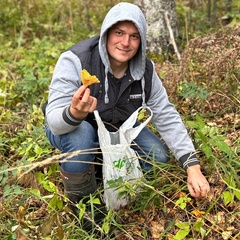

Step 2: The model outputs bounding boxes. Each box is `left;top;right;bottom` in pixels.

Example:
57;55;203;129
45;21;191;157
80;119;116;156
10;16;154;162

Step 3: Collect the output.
0;25;239;240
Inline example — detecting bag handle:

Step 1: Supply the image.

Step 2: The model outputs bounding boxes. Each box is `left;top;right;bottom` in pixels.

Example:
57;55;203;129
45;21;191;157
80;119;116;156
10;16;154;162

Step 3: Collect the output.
121;106;153;142
94;106;153;143
94;110;105;130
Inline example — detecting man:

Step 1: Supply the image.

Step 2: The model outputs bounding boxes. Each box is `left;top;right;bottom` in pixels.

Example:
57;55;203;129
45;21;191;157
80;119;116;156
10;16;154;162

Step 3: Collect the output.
45;2;210;214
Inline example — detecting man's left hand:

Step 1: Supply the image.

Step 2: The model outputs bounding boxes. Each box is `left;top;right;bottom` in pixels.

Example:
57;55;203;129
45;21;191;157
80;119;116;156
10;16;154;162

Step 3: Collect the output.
186;165;210;199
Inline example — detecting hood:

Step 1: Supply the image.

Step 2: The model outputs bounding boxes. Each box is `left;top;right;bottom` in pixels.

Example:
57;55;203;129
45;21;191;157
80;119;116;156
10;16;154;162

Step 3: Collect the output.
99;2;147;103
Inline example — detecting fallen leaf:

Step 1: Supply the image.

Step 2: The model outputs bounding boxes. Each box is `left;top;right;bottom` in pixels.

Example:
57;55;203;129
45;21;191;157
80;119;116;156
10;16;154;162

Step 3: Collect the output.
192;209;205;217
150;221;164;238
222;231;232;240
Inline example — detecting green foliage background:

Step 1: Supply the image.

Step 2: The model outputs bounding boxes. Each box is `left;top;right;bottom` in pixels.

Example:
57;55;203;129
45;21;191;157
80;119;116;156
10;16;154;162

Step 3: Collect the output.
0;0;239;239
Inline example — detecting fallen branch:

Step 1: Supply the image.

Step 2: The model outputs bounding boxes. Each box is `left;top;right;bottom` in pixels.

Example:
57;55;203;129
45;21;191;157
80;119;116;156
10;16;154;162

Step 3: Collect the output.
163;11;181;62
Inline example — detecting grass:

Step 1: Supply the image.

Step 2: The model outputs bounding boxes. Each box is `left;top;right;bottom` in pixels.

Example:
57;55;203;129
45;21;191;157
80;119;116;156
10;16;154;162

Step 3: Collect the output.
0;0;240;239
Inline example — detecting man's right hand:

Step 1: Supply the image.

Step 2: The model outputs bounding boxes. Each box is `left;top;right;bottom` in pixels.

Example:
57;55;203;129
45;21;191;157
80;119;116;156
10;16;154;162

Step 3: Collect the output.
70;85;97;119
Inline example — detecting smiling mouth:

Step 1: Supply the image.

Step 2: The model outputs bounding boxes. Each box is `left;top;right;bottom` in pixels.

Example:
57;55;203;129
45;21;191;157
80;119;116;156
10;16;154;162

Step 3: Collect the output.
117;48;131;53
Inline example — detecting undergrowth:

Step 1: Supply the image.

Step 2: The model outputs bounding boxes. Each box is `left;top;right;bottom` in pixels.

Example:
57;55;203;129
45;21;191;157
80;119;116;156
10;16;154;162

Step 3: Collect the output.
0;0;239;239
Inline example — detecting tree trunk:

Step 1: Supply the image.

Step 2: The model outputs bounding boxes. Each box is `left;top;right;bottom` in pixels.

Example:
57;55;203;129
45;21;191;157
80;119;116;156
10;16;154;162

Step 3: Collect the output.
134;0;178;56
212;0;217;27
226;0;232;12
207;0;211;21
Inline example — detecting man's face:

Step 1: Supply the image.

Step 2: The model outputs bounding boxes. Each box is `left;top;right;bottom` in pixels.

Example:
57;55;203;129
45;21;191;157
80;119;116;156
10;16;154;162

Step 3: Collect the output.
107;21;141;66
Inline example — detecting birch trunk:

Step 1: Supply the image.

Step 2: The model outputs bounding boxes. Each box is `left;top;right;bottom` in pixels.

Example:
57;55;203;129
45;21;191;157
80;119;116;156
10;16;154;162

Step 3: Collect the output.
134;0;178;56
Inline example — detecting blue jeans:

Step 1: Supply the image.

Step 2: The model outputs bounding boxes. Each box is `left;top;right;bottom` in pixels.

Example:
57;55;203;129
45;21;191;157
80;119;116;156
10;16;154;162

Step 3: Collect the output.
45;121;169;173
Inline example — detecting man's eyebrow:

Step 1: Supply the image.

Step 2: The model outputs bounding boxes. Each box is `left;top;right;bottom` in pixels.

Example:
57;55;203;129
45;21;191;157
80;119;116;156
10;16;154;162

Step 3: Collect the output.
114;26;140;35
113;26;124;31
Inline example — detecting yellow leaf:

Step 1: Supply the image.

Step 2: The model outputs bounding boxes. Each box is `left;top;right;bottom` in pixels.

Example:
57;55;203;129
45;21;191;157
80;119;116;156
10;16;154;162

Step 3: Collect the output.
192;209;205;217
17;205;28;220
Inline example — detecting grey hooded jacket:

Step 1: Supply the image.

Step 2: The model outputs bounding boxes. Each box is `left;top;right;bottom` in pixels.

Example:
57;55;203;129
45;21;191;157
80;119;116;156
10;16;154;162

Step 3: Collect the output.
45;2;199;169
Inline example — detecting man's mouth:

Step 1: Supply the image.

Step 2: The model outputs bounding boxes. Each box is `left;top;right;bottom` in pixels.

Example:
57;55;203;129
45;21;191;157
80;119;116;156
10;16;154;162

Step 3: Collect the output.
117;48;131;53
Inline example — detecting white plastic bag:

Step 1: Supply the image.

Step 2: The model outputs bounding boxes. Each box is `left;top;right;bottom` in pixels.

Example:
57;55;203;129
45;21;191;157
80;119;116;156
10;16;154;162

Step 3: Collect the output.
94;107;153;210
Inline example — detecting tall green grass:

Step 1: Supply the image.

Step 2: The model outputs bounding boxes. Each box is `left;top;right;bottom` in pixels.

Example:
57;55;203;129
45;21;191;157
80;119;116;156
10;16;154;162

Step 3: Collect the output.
0;0;239;239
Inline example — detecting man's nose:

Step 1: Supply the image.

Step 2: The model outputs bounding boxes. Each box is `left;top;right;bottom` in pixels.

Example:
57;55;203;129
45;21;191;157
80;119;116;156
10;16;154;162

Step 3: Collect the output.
121;35;130;46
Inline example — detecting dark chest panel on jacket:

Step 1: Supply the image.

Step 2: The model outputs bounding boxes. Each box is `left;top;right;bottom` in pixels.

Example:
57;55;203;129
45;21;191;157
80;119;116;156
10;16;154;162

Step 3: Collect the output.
87;71;144;131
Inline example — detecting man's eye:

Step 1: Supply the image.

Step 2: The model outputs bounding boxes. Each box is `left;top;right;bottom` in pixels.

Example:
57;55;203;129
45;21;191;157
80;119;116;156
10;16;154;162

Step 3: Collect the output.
116;31;123;35
131;35;140;40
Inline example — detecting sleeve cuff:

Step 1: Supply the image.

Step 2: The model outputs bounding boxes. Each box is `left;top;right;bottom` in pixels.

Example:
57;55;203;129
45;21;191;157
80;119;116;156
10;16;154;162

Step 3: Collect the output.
62;106;83;126
179;152;200;170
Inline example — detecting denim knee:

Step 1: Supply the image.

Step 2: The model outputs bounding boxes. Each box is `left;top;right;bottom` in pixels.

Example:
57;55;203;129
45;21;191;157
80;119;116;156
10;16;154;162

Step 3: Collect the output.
133;125;170;171
150;143;169;163
45;121;99;173
140;143;170;171
60;123;98;152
